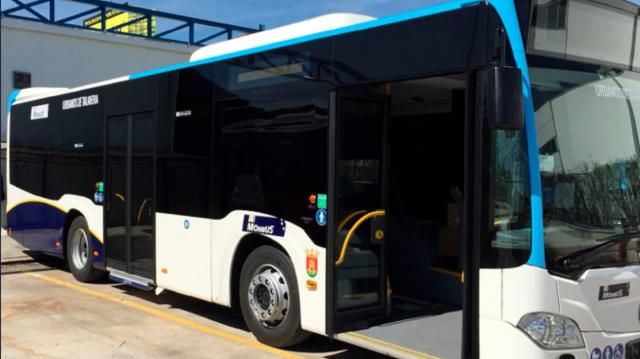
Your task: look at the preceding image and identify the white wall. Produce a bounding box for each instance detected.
[1,17,196,140]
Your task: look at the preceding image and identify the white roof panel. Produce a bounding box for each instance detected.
[189,13,376,62]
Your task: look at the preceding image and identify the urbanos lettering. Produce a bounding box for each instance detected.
[62,94,99,110]
[594,84,640,102]
[243,214,286,237]
[598,282,630,301]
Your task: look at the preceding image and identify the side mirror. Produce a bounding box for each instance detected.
[486,65,524,130]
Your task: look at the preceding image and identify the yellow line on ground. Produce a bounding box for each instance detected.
[343,332,441,359]
[26,272,302,359]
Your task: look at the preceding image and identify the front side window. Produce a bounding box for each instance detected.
[485,129,532,268]
[530,59,640,278]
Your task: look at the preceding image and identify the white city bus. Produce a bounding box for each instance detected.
[6,0,640,357]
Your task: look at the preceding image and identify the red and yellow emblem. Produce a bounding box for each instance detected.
[306,249,318,278]
[306,280,317,291]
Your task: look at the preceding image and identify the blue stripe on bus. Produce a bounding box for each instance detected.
[489,1,546,268]
[7,89,21,112]
[133,0,545,267]
[7,201,105,269]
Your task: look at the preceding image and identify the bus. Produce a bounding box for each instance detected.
[6,0,640,357]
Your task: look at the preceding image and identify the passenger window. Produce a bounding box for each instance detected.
[156,66,213,217]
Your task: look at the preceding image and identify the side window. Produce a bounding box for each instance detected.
[53,97,103,200]
[156,66,213,217]
[483,129,532,268]
[212,46,331,246]
[9,101,59,199]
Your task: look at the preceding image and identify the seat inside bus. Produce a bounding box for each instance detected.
[336,74,466,358]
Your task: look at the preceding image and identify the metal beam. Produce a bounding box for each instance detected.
[195,29,229,45]
[4,0,49,21]
[55,6,100,24]
[153,23,189,39]
[3,0,49,14]
[2,0,261,45]
[69,0,258,33]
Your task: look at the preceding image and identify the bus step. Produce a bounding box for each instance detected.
[108,268,154,291]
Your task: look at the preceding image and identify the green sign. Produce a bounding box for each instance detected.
[317,193,327,209]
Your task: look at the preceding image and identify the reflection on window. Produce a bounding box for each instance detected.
[339,160,380,185]
[533,0,567,30]
[530,61,640,274]
[529,0,637,68]
[487,130,532,267]
[227,52,314,91]
[532,66,640,228]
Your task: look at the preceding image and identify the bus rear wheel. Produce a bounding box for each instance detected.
[66,216,104,282]
[239,245,309,348]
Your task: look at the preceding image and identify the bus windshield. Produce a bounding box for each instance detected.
[527,0,640,277]
[529,62,640,277]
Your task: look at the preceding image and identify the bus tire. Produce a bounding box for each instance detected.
[66,216,104,282]
[239,245,310,348]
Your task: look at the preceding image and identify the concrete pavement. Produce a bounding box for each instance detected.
[1,235,385,359]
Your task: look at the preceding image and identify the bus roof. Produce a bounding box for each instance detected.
[189,13,375,62]
[11,0,482,108]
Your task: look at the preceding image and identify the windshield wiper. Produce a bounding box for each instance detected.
[557,231,640,270]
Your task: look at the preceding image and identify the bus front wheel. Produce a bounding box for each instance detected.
[66,216,104,282]
[239,245,310,348]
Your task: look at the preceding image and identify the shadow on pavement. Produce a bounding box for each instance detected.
[9,251,387,358]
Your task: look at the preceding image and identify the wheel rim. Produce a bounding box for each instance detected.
[247,264,290,328]
[71,227,89,269]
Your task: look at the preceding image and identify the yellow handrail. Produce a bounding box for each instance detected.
[337,210,367,232]
[335,210,385,266]
[137,198,150,224]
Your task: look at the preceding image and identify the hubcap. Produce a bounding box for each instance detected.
[71,228,89,269]
[247,264,289,328]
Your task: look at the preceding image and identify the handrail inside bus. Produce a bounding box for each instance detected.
[335,210,385,266]
[337,210,367,232]
[137,198,150,224]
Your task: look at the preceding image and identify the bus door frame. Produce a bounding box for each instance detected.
[326,88,391,334]
[324,70,488,359]
[103,110,157,282]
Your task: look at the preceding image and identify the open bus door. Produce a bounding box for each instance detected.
[327,89,390,333]
[326,72,499,359]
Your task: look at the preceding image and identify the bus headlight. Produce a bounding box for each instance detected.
[517,312,585,349]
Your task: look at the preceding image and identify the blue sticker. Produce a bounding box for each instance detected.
[315,209,327,226]
[591,348,602,359]
[243,214,286,236]
[184,219,190,230]
[603,346,613,359]
[613,344,623,359]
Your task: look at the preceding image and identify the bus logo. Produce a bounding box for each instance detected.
[242,214,285,237]
[30,104,49,120]
[598,283,630,301]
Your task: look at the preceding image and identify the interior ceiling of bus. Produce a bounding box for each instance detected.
[389,75,466,116]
